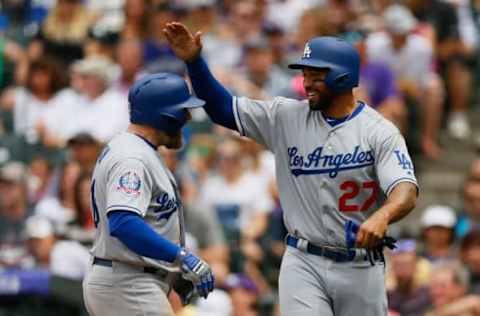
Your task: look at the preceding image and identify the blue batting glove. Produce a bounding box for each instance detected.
[177,249,215,299]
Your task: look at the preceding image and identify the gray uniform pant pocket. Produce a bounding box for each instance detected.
[83,264,174,316]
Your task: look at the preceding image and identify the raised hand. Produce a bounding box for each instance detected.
[177,249,214,299]
[163,22,202,62]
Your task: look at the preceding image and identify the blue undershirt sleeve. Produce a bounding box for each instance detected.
[186,56,237,131]
[108,210,180,263]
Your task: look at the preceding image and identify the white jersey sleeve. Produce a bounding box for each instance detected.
[233,96,282,150]
[374,131,418,196]
[105,158,153,216]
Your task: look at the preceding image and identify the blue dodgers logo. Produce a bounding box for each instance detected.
[117,171,141,196]
[288,145,374,178]
[153,193,179,221]
[394,150,413,174]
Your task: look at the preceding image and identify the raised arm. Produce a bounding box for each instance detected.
[163,22,237,131]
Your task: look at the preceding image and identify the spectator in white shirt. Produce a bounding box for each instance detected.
[25,215,90,280]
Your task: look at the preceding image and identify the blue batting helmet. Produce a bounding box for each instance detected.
[288,37,360,93]
[128,73,205,134]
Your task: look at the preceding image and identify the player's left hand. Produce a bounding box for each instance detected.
[177,249,215,299]
[354,212,389,249]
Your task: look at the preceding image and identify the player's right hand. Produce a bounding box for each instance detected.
[163,22,202,62]
[177,249,214,299]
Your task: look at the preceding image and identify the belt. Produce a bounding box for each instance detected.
[93,257,162,275]
[286,234,356,262]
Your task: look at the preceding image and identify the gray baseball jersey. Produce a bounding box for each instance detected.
[89,132,183,271]
[232,96,417,247]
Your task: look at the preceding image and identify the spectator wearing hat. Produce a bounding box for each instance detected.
[387,239,432,316]
[42,56,129,144]
[366,4,445,159]
[460,231,480,295]
[223,273,259,316]
[25,215,90,280]
[0,162,32,268]
[419,205,457,262]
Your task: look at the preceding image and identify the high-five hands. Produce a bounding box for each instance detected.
[163,22,203,62]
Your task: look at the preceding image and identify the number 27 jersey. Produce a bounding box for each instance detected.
[232,96,418,247]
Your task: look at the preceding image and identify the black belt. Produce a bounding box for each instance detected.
[93,257,161,274]
[286,235,356,262]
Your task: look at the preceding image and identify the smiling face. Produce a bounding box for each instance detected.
[302,67,334,111]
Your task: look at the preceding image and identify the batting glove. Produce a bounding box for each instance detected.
[177,249,215,299]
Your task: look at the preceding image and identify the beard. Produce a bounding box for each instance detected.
[165,130,183,150]
[308,90,335,112]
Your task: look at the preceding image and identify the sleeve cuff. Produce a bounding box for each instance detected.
[232,97,246,136]
[106,205,144,216]
[385,178,419,197]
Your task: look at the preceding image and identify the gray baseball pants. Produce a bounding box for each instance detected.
[83,259,174,316]
[279,246,388,316]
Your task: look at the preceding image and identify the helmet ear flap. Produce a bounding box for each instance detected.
[326,72,351,92]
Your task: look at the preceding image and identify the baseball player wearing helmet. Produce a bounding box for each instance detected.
[82,73,215,316]
[164,22,418,316]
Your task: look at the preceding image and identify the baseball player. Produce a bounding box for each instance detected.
[82,73,215,316]
[164,23,418,316]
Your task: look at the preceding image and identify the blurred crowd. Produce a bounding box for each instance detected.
[0,0,479,315]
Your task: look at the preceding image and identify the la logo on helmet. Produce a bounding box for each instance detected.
[303,43,312,59]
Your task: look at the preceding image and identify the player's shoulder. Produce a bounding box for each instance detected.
[359,103,401,137]
[236,95,304,108]
[103,132,154,164]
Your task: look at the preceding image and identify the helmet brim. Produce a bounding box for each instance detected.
[179,95,205,109]
[288,59,332,70]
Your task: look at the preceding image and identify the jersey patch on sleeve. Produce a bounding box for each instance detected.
[393,150,414,174]
[116,171,142,196]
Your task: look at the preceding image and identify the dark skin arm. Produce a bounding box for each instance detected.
[355,182,417,249]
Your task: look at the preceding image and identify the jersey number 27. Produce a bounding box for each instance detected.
[339,181,378,212]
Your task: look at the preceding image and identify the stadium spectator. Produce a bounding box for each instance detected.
[67,171,94,245]
[239,36,293,98]
[25,215,90,280]
[366,4,444,159]
[387,239,432,316]
[460,230,480,295]
[64,57,129,142]
[425,261,480,316]
[8,57,67,145]
[29,0,98,66]
[420,205,458,262]
[143,2,184,75]
[350,31,407,133]
[455,175,480,239]
[120,0,151,40]
[112,38,145,96]
[407,0,474,141]
[66,133,102,174]
[0,162,32,268]
[223,273,259,316]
